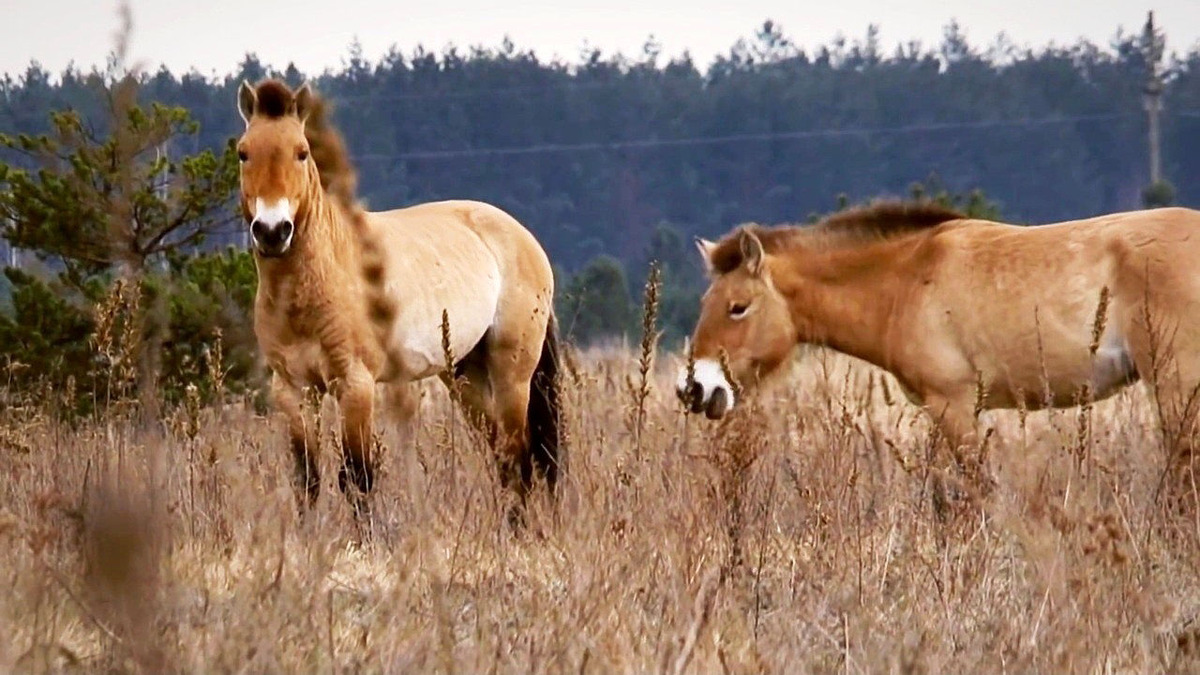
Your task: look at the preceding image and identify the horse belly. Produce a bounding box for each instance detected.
[382,279,500,381]
[368,210,506,381]
[983,322,1137,409]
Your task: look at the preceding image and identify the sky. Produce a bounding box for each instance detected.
[2,0,1199,79]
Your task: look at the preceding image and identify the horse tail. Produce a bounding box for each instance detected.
[528,311,563,493]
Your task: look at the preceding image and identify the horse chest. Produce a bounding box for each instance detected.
[264,339,333,390]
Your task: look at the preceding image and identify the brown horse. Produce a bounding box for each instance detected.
[678,201,1200,460]
[235,79,561,524]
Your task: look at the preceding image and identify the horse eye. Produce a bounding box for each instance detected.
[297,150,309,162]
[237,150,248,162]
[729,302,750,318]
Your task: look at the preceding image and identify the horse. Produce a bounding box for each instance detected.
[676,200,1200,471]
[234,78,561,526]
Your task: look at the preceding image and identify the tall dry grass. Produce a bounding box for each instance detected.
[3,333,1200,673]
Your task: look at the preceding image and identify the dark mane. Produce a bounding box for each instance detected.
[299,91,358,208]
[708,200,968,274]
[815,200,968,242]
[252,80,294,119]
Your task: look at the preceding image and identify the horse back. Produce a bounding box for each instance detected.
[896,207,1200,407]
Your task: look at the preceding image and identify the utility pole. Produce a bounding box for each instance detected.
[1142,11,1166,186]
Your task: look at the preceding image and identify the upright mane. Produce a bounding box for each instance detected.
[708,200,968,274]
[249,79,294,119]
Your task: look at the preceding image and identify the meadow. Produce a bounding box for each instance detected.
[2,337,1199,674]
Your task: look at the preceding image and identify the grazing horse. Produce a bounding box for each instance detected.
[677,200,1200,461]
[235,79,561,524]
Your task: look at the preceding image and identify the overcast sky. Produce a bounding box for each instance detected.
[3,0,1199,79]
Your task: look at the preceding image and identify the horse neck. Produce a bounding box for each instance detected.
[255,179,365,318]
[775,238,915,370]
[293,183,362,278]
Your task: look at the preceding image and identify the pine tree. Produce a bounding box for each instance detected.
[0,78,239,286]
[0,70,240,412]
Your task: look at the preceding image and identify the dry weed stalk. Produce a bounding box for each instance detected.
[92,276,143,403]
[440,309,462,406]
[204,327,226,397]
[670,567,721,675]
[717,348,743,401]
[628,260,661,457]
[711,395,766,578]
[438,308,468,458]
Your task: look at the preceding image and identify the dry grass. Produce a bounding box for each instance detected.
[3,344,1200,674]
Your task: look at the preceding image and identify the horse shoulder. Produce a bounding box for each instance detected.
[888,225,1002,401]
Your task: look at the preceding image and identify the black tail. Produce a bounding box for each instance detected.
[527,312,562,493]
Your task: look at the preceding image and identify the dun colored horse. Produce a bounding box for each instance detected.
[235,79,561,524]
[678,201,1200,459]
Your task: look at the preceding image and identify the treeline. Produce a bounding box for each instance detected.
[1,18,1197,349]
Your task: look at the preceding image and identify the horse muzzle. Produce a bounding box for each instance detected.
[251,219,294,257]
[677,381,731,419]
[675,358,736,420]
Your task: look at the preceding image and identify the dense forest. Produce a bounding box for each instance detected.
[1,18,1198,350]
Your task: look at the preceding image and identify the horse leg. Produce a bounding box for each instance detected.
[1122,302,1200,508]
[490,376,536,527]
[439,337,545,529]
[335,361,377,523]
[381,380,422,444]
[439,336,497,442]
[471,332,542,527]
[922,395,987,522]
[1138,350,1200,508]
[271,373,320,509]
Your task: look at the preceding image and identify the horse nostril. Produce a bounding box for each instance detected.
[688,381,706,414]
[280,220,294,240]
[705,387,729,420]
[250,220,267,241]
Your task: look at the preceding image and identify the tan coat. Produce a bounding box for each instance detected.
[679,202,1200,453]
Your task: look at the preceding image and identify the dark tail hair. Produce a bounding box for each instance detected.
[527,312,562,493]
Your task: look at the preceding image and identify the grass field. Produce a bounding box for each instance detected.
[2,343,1200,673]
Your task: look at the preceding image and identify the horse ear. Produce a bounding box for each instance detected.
[237,80,256,126]
[694,237,716,273]
[293,82,313,124]
[739,228,764,276]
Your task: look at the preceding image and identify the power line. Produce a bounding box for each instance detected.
[357,111,1141,162]
[330,79,627,103]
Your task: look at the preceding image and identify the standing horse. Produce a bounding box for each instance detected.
[235,79,561,524]
[677,201,1200,463]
